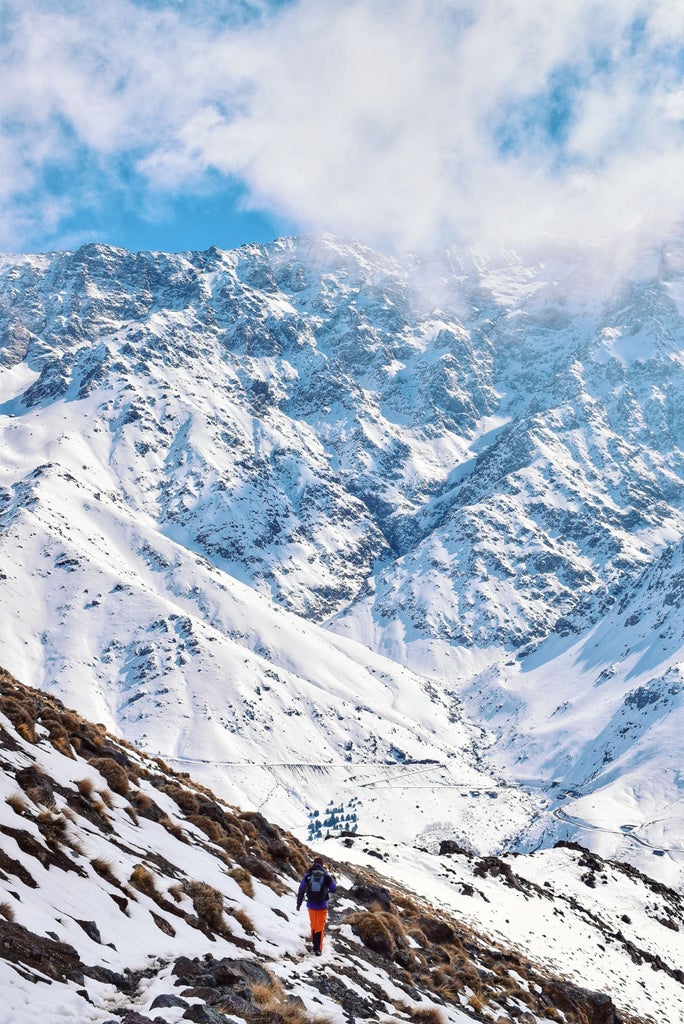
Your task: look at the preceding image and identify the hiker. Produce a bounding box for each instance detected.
[296,857,337,955]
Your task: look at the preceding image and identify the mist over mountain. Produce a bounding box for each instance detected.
[1,232,683,890]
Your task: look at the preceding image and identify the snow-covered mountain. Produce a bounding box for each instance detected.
[1,670,682,1024]
[1,233,683,887]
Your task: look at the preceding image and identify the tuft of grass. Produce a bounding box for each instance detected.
[467,994,486,1013]
[0,901,15,923]
[75,777,95,799]
[406,1008,446,1024]
[24,785,53,809]
[91,856,119,885]
[16,721,36,743]
[130,790,154,814]
[184,881,226,932]
[158,814,186,841]
[218,835,246,860]
[130,863,158,897]
[88,729,105,749]
[91,756,129,796]
[346,911,395,957]
[37,809,69,847]
[1,695,36,740]
[51,734,74,757]
[163,784,199,815]
[98,788,114,810]
[407,927,429,948]
[252,979,285,1006]
[168,883,185,903]
[6,791,29,815]
[187,813,225,843]
[61,710,82,733]
[228,866,254,899]
[91,798,110,820]
[232,979,332,1024]
[228,906,255,934]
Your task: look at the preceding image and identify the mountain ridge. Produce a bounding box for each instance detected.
[0,232,683,887]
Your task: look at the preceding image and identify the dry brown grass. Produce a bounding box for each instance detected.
[163,783,199,815]
[236,978,332,1024]
[64,833,85,856]
[217,835,246,859]
[61,710,81,733]
[75,777,95,799]
[130,790,155,814]
[6,791,29,815]
[130,863,158,897]
[346,910,396,957]
[92,798,110,820]
[91,756,129,795]
[17,721,36,743]
[51,734,74,757]
[187,813,225,843]
[98,788,114,809]
[407,927,429,948]
[228,866,254,899]
[228,906,255,934]
[184,880,226,932]
[19,778,54,810]
[33,805,82,854]
[158,814,186,841]
[0,901,15,922]
[251,979,283,1004]
[405,1007,446,1024]
[87,728,105,749]
[37,809,69,845]
[168,883,185,903]
[91,856,119,885]
[378,910,409,946]
[0,695,36,740]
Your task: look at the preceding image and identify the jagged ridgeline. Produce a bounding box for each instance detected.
[0,668,662,1024]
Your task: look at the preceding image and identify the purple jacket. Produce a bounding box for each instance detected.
[297,866,337,910]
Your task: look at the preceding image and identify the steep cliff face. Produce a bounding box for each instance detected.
[1,234,683,882]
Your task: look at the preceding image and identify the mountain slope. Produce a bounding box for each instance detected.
[1,668,682,1024]
[1,234,683,884]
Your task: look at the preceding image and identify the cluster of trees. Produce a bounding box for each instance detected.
[306,798,359,839]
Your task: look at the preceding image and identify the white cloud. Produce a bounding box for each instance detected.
[4,0,684,253]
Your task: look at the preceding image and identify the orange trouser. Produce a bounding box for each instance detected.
[308,908,328,952]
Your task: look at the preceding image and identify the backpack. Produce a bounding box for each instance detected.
[306,868,329,902]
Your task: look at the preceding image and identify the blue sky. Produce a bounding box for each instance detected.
[3,0,684,256]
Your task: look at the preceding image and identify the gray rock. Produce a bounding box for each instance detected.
[182,1005,229,1024]
[150,993,190,1010]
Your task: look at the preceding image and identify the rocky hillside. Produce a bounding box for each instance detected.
[0,234,683,882]
[1,668,682,1024]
